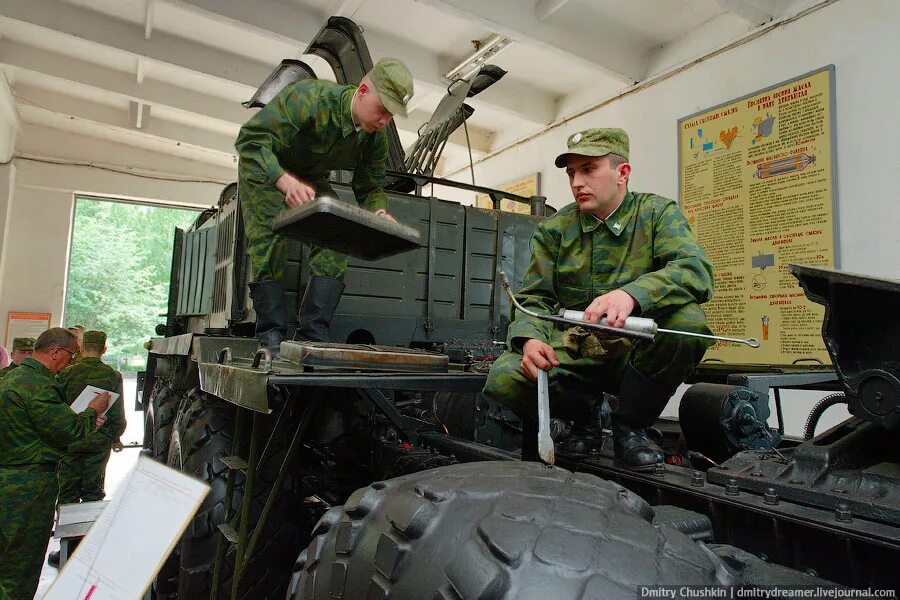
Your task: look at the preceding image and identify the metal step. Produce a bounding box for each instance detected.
[221,456,248,472]
[217,523,239,545]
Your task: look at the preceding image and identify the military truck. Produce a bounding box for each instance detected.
[141,16,899,600]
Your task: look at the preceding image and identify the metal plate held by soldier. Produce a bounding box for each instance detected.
[272,197,421,260]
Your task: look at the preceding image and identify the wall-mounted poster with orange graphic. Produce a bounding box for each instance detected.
[678,66,836,366]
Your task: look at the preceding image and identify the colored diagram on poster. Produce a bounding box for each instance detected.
[751,113,776,144]
[678,67,835,366]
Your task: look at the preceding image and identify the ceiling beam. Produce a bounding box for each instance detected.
[715,0,774,25]
[415,0,646,83]
[0,71,18,162]
[0,0,275,89]
[0,39,249,128]
[163,0,555,125]
[0,39,491,155]
[534,0,572,22]
[144,0,155,40]
[13,84,237,163]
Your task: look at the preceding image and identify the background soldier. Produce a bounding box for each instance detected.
[48,330,125,568]
[0,337,35,381]
[57,330,126,503]
[235,58,413,354]
[0,328,109,600]
[483,128,715,471]
[67,324,86,363]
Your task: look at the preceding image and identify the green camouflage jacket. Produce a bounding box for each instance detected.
[508,191,714,349]
[0,358,97,467]
[0,364,17,381]
[236,79,389,212]
[58,357,126,444]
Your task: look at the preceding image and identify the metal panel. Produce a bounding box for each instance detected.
[177,225,217,317]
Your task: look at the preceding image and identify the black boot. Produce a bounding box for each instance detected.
[611,365,673,471]
[294,276,346,342]
[48,550,60,568]
[249,280,287,356]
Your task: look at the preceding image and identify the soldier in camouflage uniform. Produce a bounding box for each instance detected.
[483,128,714,471]
[235,58,414,354]
[0,328,109,600]
[57,330,126,503]
[68,324,86,363]
[0,337,35,381]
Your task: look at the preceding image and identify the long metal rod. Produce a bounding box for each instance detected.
[242,398,320,571]
[656,326,760,348]
[499,272,654,341]
[501,271,759,348]
[210,407,245,600]
[231,412,260,600]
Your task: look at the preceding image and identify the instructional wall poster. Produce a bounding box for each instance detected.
[5,311,51,348]
[475,173,540,214]
[678,66,836,365]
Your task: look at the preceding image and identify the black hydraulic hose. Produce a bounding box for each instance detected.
[803,393,848,440]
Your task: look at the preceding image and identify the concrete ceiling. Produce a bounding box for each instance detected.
[0,0,811,175]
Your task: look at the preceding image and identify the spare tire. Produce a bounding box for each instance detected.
[286,461,732,600]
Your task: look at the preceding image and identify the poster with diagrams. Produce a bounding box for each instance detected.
[678,66,836,365]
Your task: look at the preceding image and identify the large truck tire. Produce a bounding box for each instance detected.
[143,380,181,464]
[287,461,732,600]
[166,391,314,599]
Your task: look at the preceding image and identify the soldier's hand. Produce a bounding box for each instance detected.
[87,391,111,415]
[583,290,637,328]
[112,440,124,453]
[94,414,107,431]
[521,339,560,382]
[374,209,397,223]
[276,172,316,208]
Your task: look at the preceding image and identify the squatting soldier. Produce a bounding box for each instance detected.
[483,128,714,471]
[235,58,413,354]
[0,328,109,600]
[57,330,126,503]
[0,337,35,381]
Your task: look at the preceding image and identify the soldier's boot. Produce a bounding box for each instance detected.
[293,276,345,342]
[249,279,287,356]
[47,550,60,568]
[555,394,611,458]
[611,364,673,471]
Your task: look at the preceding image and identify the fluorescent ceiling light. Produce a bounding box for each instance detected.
[444,34,512,82]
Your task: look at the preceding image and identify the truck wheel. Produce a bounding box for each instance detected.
[287,461,732,600]
[144,381,180,464]
[168,392,315,599]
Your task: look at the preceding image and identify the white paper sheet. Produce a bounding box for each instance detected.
[44,455,209,600]
[69,385,120,416]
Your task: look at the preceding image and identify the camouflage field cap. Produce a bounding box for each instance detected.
[369,58,414,118]
[11,337,35,352]
[555,128,630,167]
[83,330,107,346]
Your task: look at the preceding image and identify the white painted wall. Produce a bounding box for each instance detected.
[441,0,899,437]
[0,124,236,344]
[444,0,900,280]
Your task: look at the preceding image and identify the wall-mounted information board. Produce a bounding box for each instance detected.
[678,66,836,365]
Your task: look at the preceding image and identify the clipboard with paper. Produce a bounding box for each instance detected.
[43,456,209,599]
[69,385,120,416]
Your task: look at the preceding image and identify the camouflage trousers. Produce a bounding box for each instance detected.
[483,302,713,419]
[240,176,348,283]
[58,438,112,503]
[0,466,58,600]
